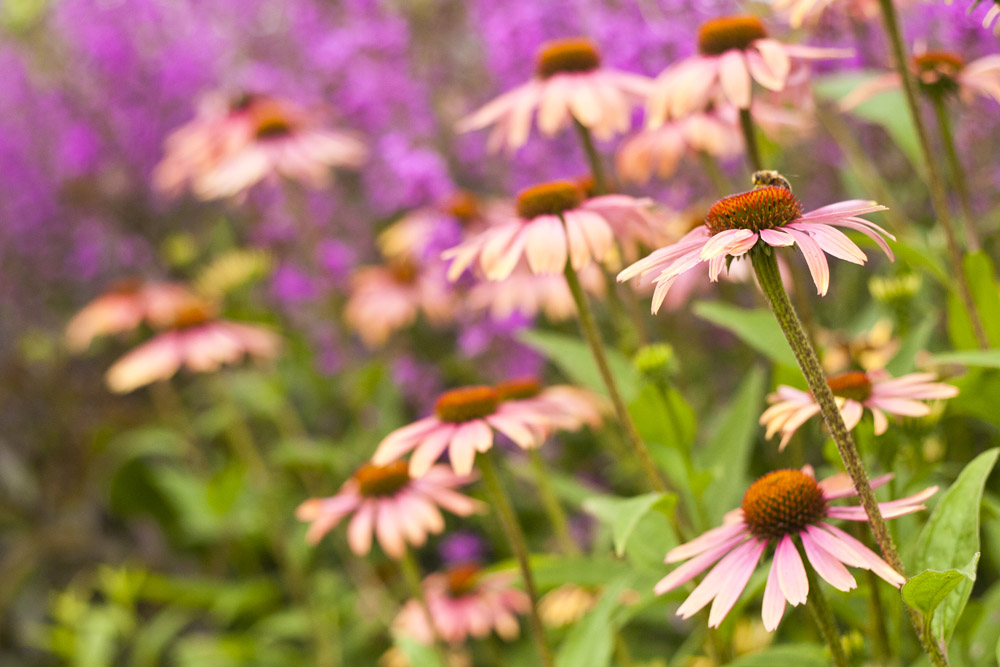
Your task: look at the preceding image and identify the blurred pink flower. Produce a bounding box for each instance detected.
[344,259,455,348]
[372,385,557,476]
[467,261,605,322]
[655,467,936,630]
[443,180,658,281]
[619,186,895,313]
[66,279,197,352]
[378,191,504,261]
[646,15,849,124]
[457,37,651,152]
[296,462,483,559]
[104,300,281,393]
[494,377,607,432]
[394,565,530,644]
[767,0,894,28]
[760,370,959,449]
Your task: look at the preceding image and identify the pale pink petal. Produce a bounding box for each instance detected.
[775,535,809,606]
[762,558,787,631]
[866,397,932,417]
[820,472,893,500]
[374,500,407,559]
[819,523,905,587]
[409,424,458,478]
[346,501,376,556]
[524,216,569,274]
[801,530,856,591]
[789,223,867,264]
[841,399,865,431]
[752,40,792,84]
[449,421,488,475]
[655,533,749,594]
[708,539,766,627]
[785,227,831,295]
[666,522,749,562]
[700,229,757,260]
[718,51,752,108]
[677,538,760,619]
[372,417,441,465]
[760,228,796,247]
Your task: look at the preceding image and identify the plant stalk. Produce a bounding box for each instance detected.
[529,449,580,556]
[804,567,849,667]
[738,108,762,172]
[930,95,981,252]
[573,119,609,195]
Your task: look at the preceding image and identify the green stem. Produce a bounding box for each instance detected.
[875,0,988,349]
[148,380,206,467]
[529,450,579,556]
[478,453,553,667]
[573,119,608,194]
[804,567,849,667]
[698,151,731,197]
[931,95,981,252]
[213,376,268,482]
[738,108,763,172]
[562,260,669,494]
[750,250,946,667]
[399,548,449,661]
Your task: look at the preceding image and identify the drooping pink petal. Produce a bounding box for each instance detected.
[718,50,752,108]
[762,558,787,631]
[775,535,809,606]
[677,538,761,619]
[667,522,749,562]
[784,226,831,295]
[409,424,458,477]
[801,530,856,591]
[708,538,766,627]
[655,533,749,594]
[346,501,376,556]
[820,472,893,500]
[819,523,905,587]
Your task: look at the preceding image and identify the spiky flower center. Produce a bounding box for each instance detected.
[698,16,767,56]
[913,51,964,97]
[446,564,481,597]
[355,461,411,497]
[495,377,542,401]
[742,470,827,540]
[827,370,873,402]
[536,38,601,78]
[517,181,585,220]
[249,100,296,139]
[445,191,480,225]
[435,386,500,423]
[704,186,803,235]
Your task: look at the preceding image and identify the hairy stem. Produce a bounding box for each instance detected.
[931,95,980,252]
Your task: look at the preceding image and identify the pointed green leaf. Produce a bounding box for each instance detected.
[555,579,629,667]
[692,302,797,368]
[582,492,676,557]
[518,330,640,400]
[902,553,979,626]
[929,349,1000,369]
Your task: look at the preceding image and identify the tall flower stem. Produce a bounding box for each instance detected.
[738,108,762,172]
[875,0,988,348]
[398,548,448,662]
[751,250,947,667]
[698,151,731,197]
[573,119,608,195]
[804,567,849,667]
[931,95,981,252]
[478,453,553,667]
[529,450,580,556]
[563,260,669,494]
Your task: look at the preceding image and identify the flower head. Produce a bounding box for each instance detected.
[394,565,530,644]
[766,0,895,28]
[457,37,651,152]
[646,15,850,124]
[443,180,658,281]
[760,370,959,448]
[467,261,605,322]
[104,298,281,393]
[619,184,895,313]
[655,467,936,630]
[494,377,606,431]
[295,462,483,558]
[378,191,504,262]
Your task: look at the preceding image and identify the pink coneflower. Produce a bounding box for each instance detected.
[645,16,849,124]
[104,300,281,393]
[655,467,936,630]
[443,180,658,281]
[344,259,454,348]
[467,261,605,322]
[494,377,606,432]
[841,50,1000,108]
[618,186,895,313]
[984,2,1000,35]
[372,385,557,477]
[156,93,366,200]
[66,279,197,352]
[394,565,530,644]
[295,462,483,558]
[378,192,504,261]
[457,37,651,152]
[760,370,959,449]
[766,0,896,28]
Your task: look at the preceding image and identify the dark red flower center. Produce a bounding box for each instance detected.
[516,181,584,219]
[445,191,481,225]
[435,386,500,423]
[169,299,217,329]
[388,257,418,284]
[698,16,768,56]
[355,461,412,497]
[445,563,481,596]
[704,186,803,235]
[495,377,542,401]
[536,38,602,78]
[742,470,827,540]
[827,370,873,402]
[913,50,964,97]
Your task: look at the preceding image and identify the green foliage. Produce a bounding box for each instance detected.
[902,554,979,634]
[691,301,797,367]
[519,329,640,399]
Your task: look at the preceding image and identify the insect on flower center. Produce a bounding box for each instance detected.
[913,51,965,97]
[697,16,768,56]
[704,186,803,235]
[827,370,873,402]
[742,469,827,540]
[516,181,585,220]
[495,377,542,401]
[536,38,602,79]
[445,564,481,597]
[445,191,481,225]
[355,461,412,497]
[435,386,500,423]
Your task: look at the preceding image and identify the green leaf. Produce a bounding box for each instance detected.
[692,302,797,368]
[582,492,676,557]
[696,366,766,522]
[928,349,1000,368]
[628,383,696,450]
[726,644,829,667]
[887,313,937,375]
[555,579,630,667]
[518,330,640,400]
[394,637,445,667]
[902,553,980,630]
[948,252,1000,350]
[912,448,1000,643]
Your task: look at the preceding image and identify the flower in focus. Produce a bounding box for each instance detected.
[372,385,558,476]
[443,180,659,281]
[494,377,606,432]
[645,15,850,124]
[841,50,1000,108]
[466,261,605,322]
[344,258,455,348]
[818,319,899,373]
[393,565,530,644]
[618,185,895,313]
[104,298,281,393]
[760,370,959,448]
[66,279,197,352]
[655,467,936,630]
[155,93,367,200]
[295,462,483,558]
[457,37,651,153]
